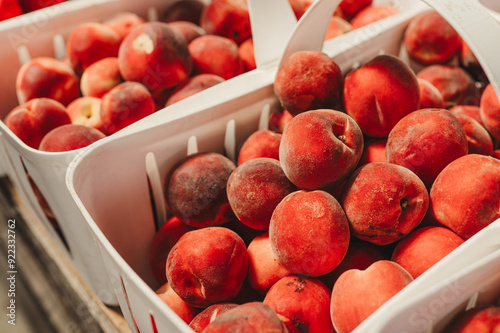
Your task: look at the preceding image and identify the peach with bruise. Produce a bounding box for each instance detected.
[404,10,461,65]
[166,227,248,308]
[162,0,206,24]
[430,154,500,239]
[247,232,291,295]
[155,283,199,324]
[341,162,429,246]
[189,303,239,333]
[165,152,236,228]
[386,108,468,189]
[167,20,207,44]
[350,5,398,29]
[103,11,146,42]
[417,64,479,107]
[238,38,256,72]
[202,302,288,333]
[149,216,195,285]
[16,57,80,107]
[38,124,106,152]
[330,260,414,333]
[444,305,500,332]
[263,275,334,333]
[227,158,296,230]
[274,51,343,116]
[324,16,352,41]
[165,74,224,107]
[418,78,445,109]
[188,34,244,80]
[199,0,251,45]
[357,138,387,167]
[480,83,500,141]
[67,96,103,130]
[269,190,350,277]
[118,22,192,92]
[391,226,465,279]
[279,109,363,190]
[237,129,282,165]
[343,54,420,138]
[4,98,71,149]
[455,114,494,156]
[66,22,121,75]
[99,81,156,135]
[80,57,123,98]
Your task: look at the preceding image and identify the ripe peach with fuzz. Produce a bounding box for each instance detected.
[454,114,494,156]
[155,283,199,324]
[189,303,239,333]
[103,11,146,42]
[350,5,398,29]
[237,129,281,165]
[80,57,123,98]
[38,124,106,152]
[418,78,445,109]
[480,83,500,141]
[165,74,224,107]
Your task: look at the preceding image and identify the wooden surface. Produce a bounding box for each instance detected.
[0,176,132,333]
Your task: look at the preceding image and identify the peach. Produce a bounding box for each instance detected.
[165,152,236,228]
[165,74,224,107]
[338,0,372,20]
[404,10,461,65]
[269,190,350,277]
[264,275,334,333]
[274,51,343,116]
[391,226,465,279]
[227,158,296,230]
[279,109,364,190]
[416,64,479,107]
[188,34,244,80]
[188,303,239,333]
[350,5,398,29]
[357,138,387,167]
[66,22,121,75]
[199,0,251,45]
[118,22,192,92]
[102,11,146,42]
[19,0,63,12]
[237,129,281,165]
[494,150,500,159]
[343,54,420,137]
[4,98,71,149]
[479,83,500,141]
[341,162,429,245]
[444,305,500,332]
[66,96,103,130]
[238,38,256,72]
[386,108,468,189]
[454,114,494,156]
[247,232,291,295]
[80,57,123,98]
[99,81,156,135]
[449,105,484,126]
[202,302,287,332]
[459,38,488,84]
[149,216,195,285]
[330,260,414,333]
[324,16,352,41]
[155,282,199,324]
[268,108,293,134]
[0,0,23,21]
[430,154,500,239]
[16,57,80,106]
[162,0,207,24]
[167,20,207,44]
[166,227,248,308]
[418,78,445,109]
[38,124,106,152]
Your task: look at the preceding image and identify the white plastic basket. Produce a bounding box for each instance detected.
[66,1,434,332]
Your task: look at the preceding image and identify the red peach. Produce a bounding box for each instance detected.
[188,34,244,80]
[247,232,291,295]
[404,10,461,65]
[350,5,398,29]
[459,38,488,84]
[269,190,350,277]
[38,123,105,152]
[99,81,156,135]
[274,51,343,116]
[391,226,465,279]
[341,162,429,246]
[416,64,480,107]
[16,57,80,106]
[167,20,207,44]
[338,0,372,20]
[199,0,251,45]
[454,114,494,156]
[188,303,239,333]
[357,138,387,167]
[4,98,71,149]
[238,38,256,72]
[386,108,468,189]
[166,227,248,308]
[279,109,364,190]
[480,83,500,141]
[343,54,420,138]
[165,74,224,107]
[430,154,500,239]
[66,22,121,75]
[330,260,414,333]
[227,158,296,230]
[264,275,334,333]
[494,150,500,159]
[80,57,123,98]
[324,16,352,41]
[162,0,207,24]
[118,22,192,92]
[102,11,146,42]
[418,78,445,109]
[19,0,63,12]
[155,282,199,324]
[0,0,24,21]
[237,129,282,165]
[443,305,500,332]
[449,105,484,126]
[165,152,236,228]
[66,96,103,131]
[268,108,293,134]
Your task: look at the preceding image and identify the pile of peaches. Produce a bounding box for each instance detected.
[148,7,500,333]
